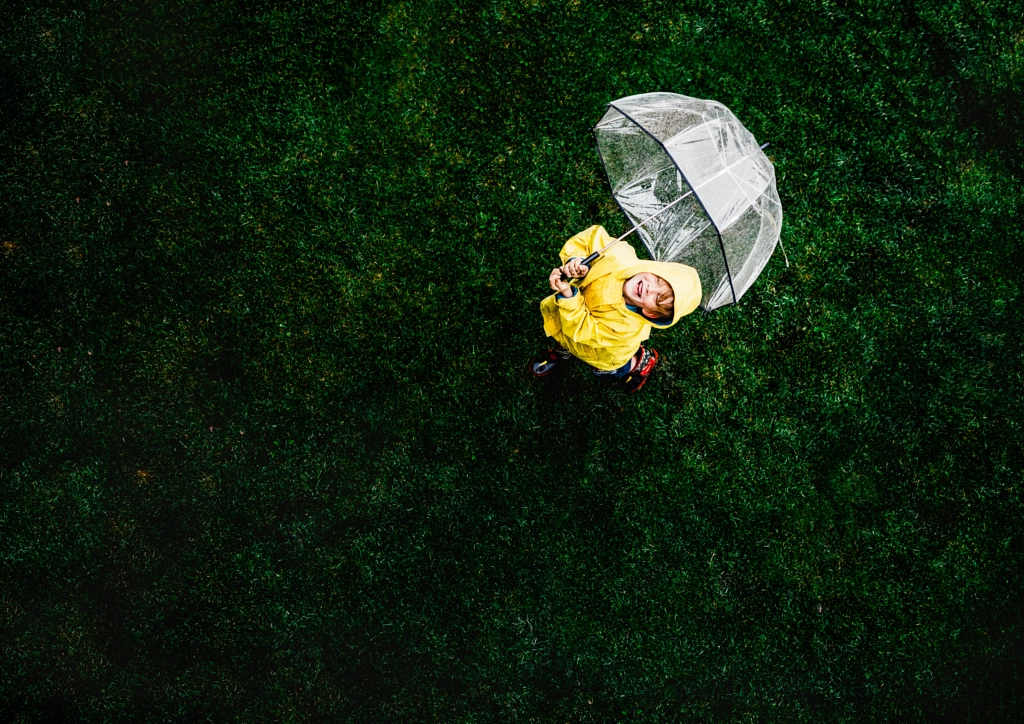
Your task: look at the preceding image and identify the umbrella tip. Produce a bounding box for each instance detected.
[759,141,770,150]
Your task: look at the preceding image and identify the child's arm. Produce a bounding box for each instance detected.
[547,268,617,347]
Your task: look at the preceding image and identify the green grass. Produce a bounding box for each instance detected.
[1,0,1022,721]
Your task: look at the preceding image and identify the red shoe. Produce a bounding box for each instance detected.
[622,346,658,393]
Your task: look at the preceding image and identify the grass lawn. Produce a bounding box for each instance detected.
[2,0,1023,721]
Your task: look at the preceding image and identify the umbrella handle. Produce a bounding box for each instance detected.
[560,251,601,281]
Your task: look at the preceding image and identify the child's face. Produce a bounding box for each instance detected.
[622,273,671,318]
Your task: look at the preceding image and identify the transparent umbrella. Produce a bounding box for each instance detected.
[585,92,784,311]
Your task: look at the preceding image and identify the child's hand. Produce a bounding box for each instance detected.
[549,267,572,296]
[561,258,590,279]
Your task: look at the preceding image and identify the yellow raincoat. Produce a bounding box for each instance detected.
[540,225,702,371]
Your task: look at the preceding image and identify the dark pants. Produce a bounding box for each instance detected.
[554,345,635,379]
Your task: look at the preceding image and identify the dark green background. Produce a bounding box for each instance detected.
[2,0,1022,721]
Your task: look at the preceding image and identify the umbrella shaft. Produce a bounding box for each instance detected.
[588,188,695,263]
[617,188,693,242]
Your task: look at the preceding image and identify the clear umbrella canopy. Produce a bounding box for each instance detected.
[594,92,782,311]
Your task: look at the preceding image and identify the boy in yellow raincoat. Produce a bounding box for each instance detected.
[530,225,702,393]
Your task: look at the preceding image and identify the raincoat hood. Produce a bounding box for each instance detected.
[615,258,702,328]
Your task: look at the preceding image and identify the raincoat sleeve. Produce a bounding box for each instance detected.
[549,290,618,348]
[559,225,612,264]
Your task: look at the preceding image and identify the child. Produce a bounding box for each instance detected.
[530,225,701,393]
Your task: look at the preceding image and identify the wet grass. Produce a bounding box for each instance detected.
[1,0,1023,721]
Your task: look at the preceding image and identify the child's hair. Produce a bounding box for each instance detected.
[652,279,674,319]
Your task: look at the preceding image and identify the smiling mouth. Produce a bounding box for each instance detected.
[636,279,643,298]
